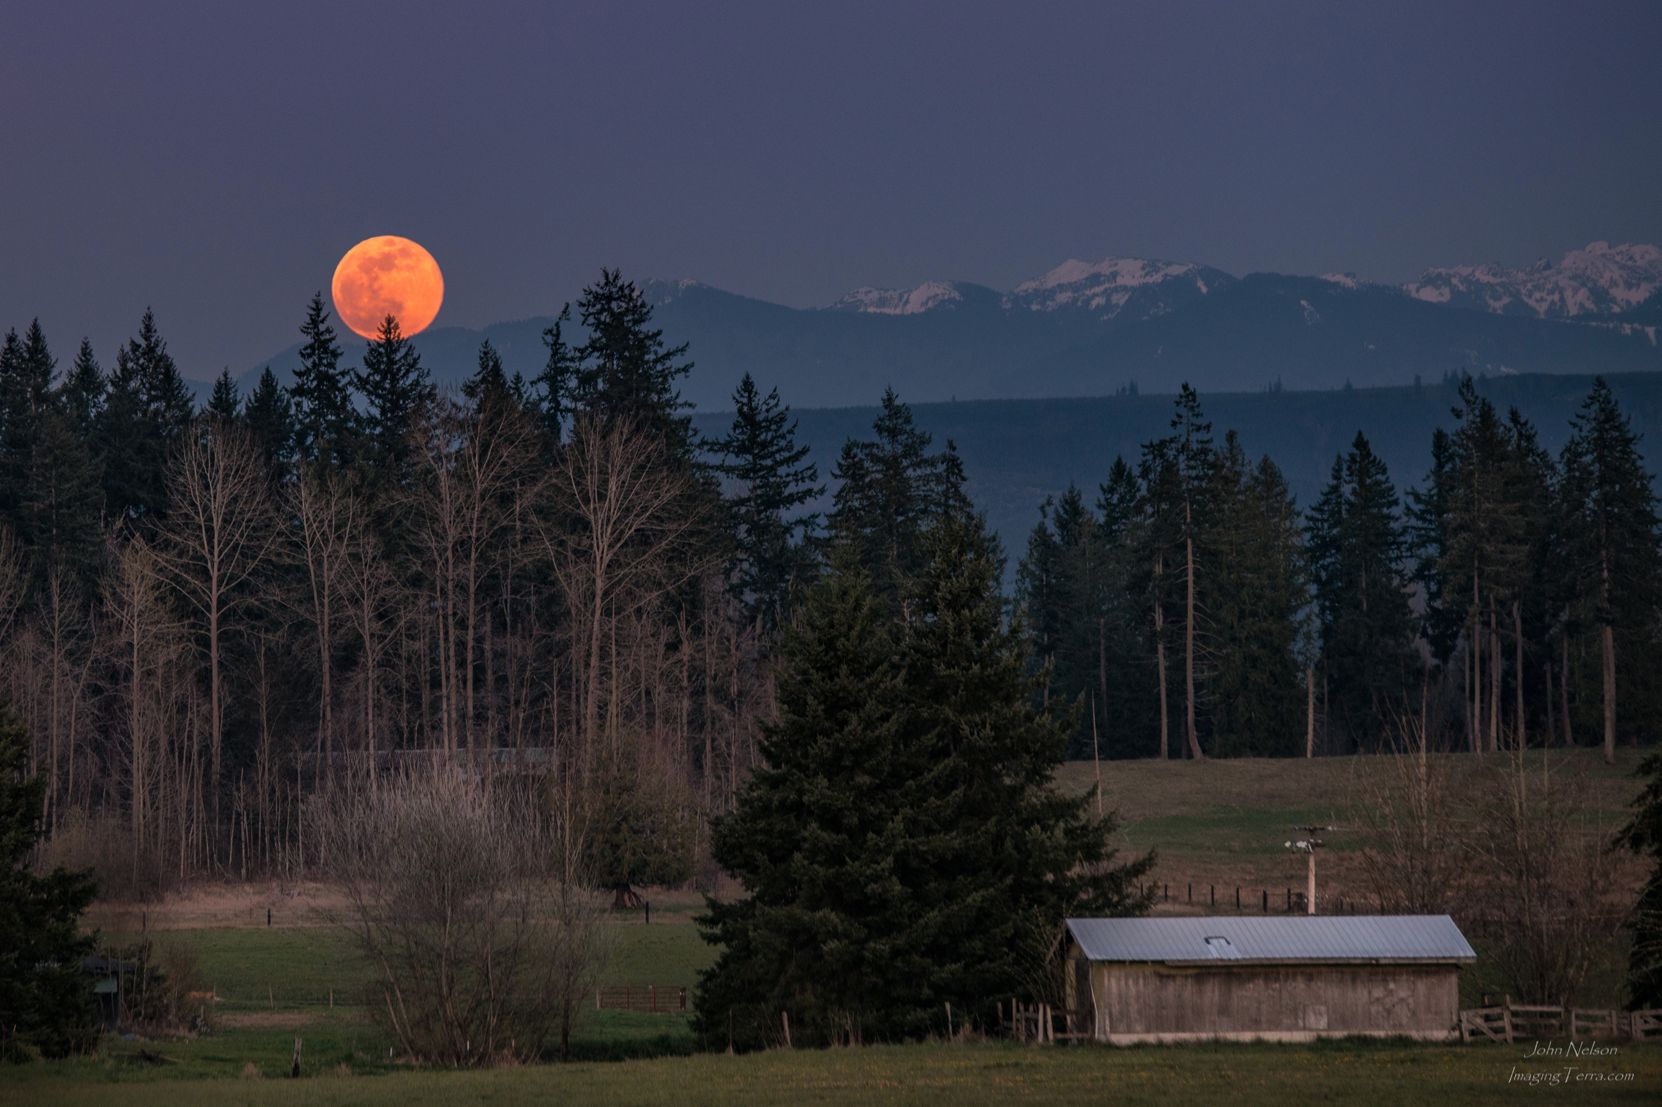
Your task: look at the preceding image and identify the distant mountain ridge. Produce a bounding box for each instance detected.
[244,242,1662,410]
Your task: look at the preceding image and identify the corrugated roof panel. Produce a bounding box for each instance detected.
[1065,915,1476,964]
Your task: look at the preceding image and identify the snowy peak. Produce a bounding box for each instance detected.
[1007,255,1236,318]
[1404,241,1662,319]
[830,280,967,315]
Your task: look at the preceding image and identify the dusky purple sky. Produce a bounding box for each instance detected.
[3,0,1659,380]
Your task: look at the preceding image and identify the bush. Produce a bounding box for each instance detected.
[312,771,608,1065]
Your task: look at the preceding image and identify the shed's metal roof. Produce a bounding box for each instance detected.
[1065,915,1475,965]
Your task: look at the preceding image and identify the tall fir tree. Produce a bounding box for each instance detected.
[1619,749,1662,1008]
[0,321,56,537]
[697,526,1150,1048]
[695,547,916,1046]
[462,339,512,414]
[828,388,951,604]
[572,270,694,448]
[711,373,823,631]
[1206,439,1305,756]
[1305,432,1418,749]
[0,703,97,1059]
[354,313,435,485]
[96,309,194,524]
[534,304,576,447]
[289,292,356,472]
[206,369,241,422]
[242,367,295,483]
[1559,379,1662,763]
[58,339,104,438]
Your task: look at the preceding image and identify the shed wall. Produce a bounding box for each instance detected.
[1084,960,1460,1043]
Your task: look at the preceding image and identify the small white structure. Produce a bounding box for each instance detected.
[1064,915,1476,1043]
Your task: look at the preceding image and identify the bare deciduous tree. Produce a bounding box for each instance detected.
[157,423,274,843]
[312,770,608,1065]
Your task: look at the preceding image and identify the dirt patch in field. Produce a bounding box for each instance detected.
[88,881,348,932]
[216,1010,329,1030]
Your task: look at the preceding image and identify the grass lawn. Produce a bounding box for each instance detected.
[8,1038,1658,1106]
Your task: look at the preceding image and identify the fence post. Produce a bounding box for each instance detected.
[1235,887,1240,910]
[1209,885,1215,907]
[1503,996,1514,1044]
[1262,889,1267,912]
[1187,882,1192,903]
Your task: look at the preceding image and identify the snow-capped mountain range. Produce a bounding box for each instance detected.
[1404,241,1662,319]
[248,241,1662,411]
[825,242,1662,325]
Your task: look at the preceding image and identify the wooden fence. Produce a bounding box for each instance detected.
[595,984,687,1014]
[1143,881,1361,914]
[1459,1000,1662,1043]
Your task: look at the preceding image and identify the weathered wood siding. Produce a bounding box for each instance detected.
[1071,951,1460,1042]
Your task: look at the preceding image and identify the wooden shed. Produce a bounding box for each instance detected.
[1063,915,1475,1043]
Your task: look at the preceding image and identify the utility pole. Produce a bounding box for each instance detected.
[1284,824,1333,915]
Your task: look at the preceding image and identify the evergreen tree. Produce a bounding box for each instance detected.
[1095,458,1158,758]
[0,703,97,1059]
[534,304,576,446]
[1620,750,1662,1008]
[572,270,694,447]
[696,548,913,1046]
[289,292,355,472]
[697,531,1150,1047]
[1015,485,1106,755]
[1560,379,1662,763]
[1412,378,1529,752]
[354,314,435,484]
[893,514,1152,1025]
[462,339,512,414]
[58,340,104,438]
[243,367,295,483]
[206,369,241,422]
[1306,432,1418,749]
[711,373,823,631]
[828,388,951,602]
[97,309,194,523]
[0,321,55,536]
[20,410,104,592]
[1207,439,1305,756]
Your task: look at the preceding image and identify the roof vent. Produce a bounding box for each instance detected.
[1203,936,1239,959]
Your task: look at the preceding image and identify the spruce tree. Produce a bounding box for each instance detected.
[1207,440,1305,756]
[895,513,1153,1024]
[0,703,97,1059]
[534,304,576,447]
[462,339,512,415]
[572,270,694,448]
[0,321,56,536]
[1620,750,1662,1007]
[828,388,950,603]
[21,410,104,592]
[58,339,104,438]
[1306,432,1417,749]
[206,369,241,422]
[696,547,914,1046]
[289,292,356,472]
[243,367,295,484]
[1560,379,1662,763]
[354,314,435,484]
[711,373,823,631]
[97,309,193,523]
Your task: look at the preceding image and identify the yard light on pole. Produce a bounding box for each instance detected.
[1284,824,1334,915]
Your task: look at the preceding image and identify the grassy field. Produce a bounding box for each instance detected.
[8,1038,1658,1105]
[10,748,1651,1103]
[1059,746,1648,892]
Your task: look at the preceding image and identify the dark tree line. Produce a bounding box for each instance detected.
[0,271,825,886]
[1018,377,1662,762]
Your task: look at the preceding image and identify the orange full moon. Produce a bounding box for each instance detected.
[330,235,444,340]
